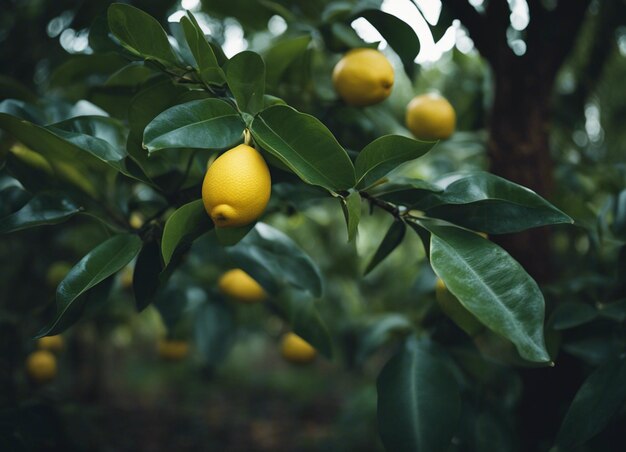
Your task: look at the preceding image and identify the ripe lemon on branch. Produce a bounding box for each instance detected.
[202,144,271,228]
[332,48,394,106]
[405,93,456,140]
[280,333,317,364]
[26,350,57,384]
[218,269,267,303]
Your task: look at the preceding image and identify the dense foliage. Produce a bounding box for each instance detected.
[1,1,625,451]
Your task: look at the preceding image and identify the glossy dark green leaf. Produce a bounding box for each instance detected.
[424,221,549,362]
[264,35,311,86]
[357,9,420,75]
[0,114,127,182]
[355,135,436,189]
[128,77,188,141]
[194,300,236,367]
[143,99,244,152]
[342,190,361,242]
[228,222,323,297]
[48,116,128,170]
[0,99,45,124]
[214,222,255,247]
[274,293,333,359]
[161,199,214,266]
[180,13,225,86]
[0,186,30,217]
[422,172,573,234]
[364,220,406,275]
[251,105,355,191]
[550,302,598,330]
[356,314,413,364]
[377,336,461,452]
[107,3,179,66]
[555,356,626,450]
[133,240,163,311]
[37,234,142,336]
[226,51,265,114]
[374,177,443,207]
[0,193,82,234]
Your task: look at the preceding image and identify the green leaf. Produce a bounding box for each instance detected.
[180,13,225,86]
[264,35,311,86]
[356,314,413,364]
[38,234,142,336]
[228,222,323,297]
[556,356,626,450]
[107,3,178,66]
[342,190,361,242]
[133,240,163,311]
[47,116,128,171]
[355,135,436,189]
[424,221,549,362]
[0,114,129,185]
[0,192,82,234]
[357,9,420,75]
[377,336,461,452]
[251,105,355,191]
[550,302,598,330]
[226,51,265,114]
[373,176,443,207]
[365,220,406,275]
[421,172,573,234]
[143,99,245,152]
[215,222,255,247]
[161,199,214,266]
[194,300,236,367]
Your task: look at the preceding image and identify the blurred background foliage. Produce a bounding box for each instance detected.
[1,0,625,451]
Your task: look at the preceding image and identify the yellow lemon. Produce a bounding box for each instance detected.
[218,269,267,303]
[26,350,57,383]
[406,93,456,140]
[435,278,483,337]
[157,339,190,361]
[201,144,271,228]
[332,48,394,107]
[46,261,72,287]
[280,333,317,364]
[37,335,64,353]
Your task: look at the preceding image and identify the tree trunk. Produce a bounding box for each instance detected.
[487,63,556,283]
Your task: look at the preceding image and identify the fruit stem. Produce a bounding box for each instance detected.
[243,129,253,146]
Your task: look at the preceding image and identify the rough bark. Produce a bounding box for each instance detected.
[487,60,556,281]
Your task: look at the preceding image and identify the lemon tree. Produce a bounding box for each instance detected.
[4,1,618,451]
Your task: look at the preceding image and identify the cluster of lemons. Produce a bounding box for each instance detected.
[218,269,317,364]
[154,270,316,364]
[25,335,64,384]
[197,48,457,366]
[332,48,456,140]
[199,48,456,235]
